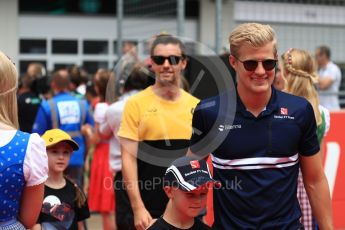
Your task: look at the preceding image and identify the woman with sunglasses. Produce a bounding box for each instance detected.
[189,23,333,229]
[281,48,330,230]
[0,51,48,229]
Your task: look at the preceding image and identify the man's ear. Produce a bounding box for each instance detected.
[181,57,187,70]
[50,80,56,91]
[163,186,173,199]
[229,55,237,70]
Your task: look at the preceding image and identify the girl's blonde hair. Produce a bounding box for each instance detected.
[0,51,19,129]
[229,23,277,57]
[282,48,322,126]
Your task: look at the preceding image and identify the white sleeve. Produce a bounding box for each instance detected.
[102,103,123,136]
[99,121,112,136]
[99,105,114,136]
[323,108,331,136]
[94,103,109,123]
[332,64,342,82]
[107,106,116,131]
[23,133,48,187]
[319,105,331,136]
[111,102,125,136]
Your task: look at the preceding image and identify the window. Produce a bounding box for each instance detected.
[19,60,46,75]
[236,0,345,5]
[52,40,78,54]
[83,40,108,54]
[19,0,116,15]
[113,40,138,54]
[83,61,108,74]
[19,0,199,17]
[54,63,75,71]
[20,39,46,54]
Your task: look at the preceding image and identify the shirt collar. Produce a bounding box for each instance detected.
[236,86,279,117]
[119,90,139,100]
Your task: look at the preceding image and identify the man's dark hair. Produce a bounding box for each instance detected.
[86,81,97,97]
[150,34,186,56]
[31,75,51,95]
[124,64,149,91]
[21,74,35,89]
[68,65,89,87]
[318,45,331,59]
[52,71,70,90]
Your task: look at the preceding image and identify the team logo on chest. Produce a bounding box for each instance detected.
[274,107,294,120]
[280,107,288,115]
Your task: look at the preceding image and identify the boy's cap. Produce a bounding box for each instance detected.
[41,129,79,151]
[164,156,220,191]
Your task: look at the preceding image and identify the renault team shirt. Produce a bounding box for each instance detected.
[117,86,199,216]
[190,87,320,229]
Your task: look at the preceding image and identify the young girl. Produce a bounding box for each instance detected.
[281,48,330,230]
[0,51,48,230]
[32,129,90,230]
[88,69,115,230]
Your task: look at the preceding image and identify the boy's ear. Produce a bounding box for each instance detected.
[163,186,173,199]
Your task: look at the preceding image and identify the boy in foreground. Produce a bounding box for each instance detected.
[147,156,218,230]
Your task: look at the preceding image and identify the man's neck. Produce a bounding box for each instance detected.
[162,201,194,229]
[321,60,330,69]
[17,86,30,96]
[237,86,272,117]
[53,89,67,95]
[152,84,181,101]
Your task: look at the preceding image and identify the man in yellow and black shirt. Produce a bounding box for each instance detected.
[117,35,199,230]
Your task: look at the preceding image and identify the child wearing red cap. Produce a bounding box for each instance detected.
[147,156,217,230]
[32,129,90,230]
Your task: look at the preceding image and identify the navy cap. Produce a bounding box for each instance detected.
[164,156,219,191]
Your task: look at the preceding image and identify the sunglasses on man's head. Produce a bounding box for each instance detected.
[232,55,277,72]
[151,55,184,65]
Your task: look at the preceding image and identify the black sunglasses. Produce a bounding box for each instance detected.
[232,55,277,71]
[151,55,184,65]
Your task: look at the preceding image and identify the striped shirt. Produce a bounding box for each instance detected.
[190,87,319,229]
